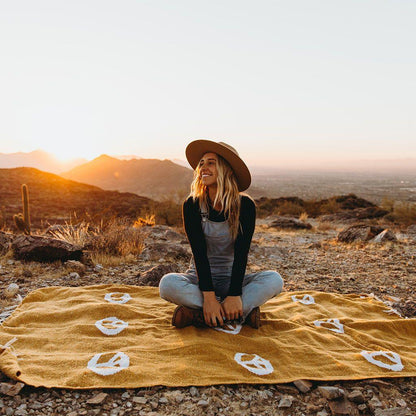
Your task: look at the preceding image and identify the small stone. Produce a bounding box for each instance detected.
[4,283,19,298]
[348,390,365,404]
[133,397,147,404]
[189,387,199,397]
[69,272,80,280]
[121,392,130,399]
[374,407,411,416]
[374,408,411,416]
[328,398,356,415]
[87,393,108,405]
[150,400,158,409]
[278,395,293,408]
[317,411,329,416]
[395,399,407,407]
[368,396,383,411]
[197,399,209,407]
[293,379,313,393]
[94,264,103,271]
[67,412,78,416]
[357,404,367,412]
[318,386,345,400]
[158,397,168,404]
[1,382,24,396]
[5,408,14,416]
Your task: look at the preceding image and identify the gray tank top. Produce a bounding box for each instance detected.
[187,200,234,277]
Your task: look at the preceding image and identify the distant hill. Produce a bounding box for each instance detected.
[0,168,152,230]
[0,150,86,173]
[61,155,194,201]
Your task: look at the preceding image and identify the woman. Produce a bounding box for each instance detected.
[159,140,283,329]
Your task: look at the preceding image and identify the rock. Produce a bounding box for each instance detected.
[372,229,397,243]
[337,224,385,243]
[317,411,329,416]
[293,379,313,393]
[86,393,108,404]
[318,386,345,400]
[65,260,87,276]
[4,283,19,298]
[328,398,358,415]
[139,242,190,262]
[12,235,83,262]
[396,399,407,407]
[375,408,412,416]
[133,397,147,404]
[69,272,80,280]
[347,390,365,404]
[189,387,199,397]
[0,382,24,396]
[137,264,178,287]
[320,207,388,222]
[278,395,293,408]
[269,216,312,230]
[0,231,13,254]
[368,397,384,411]
[158,397,168,404]
[197,399,209,407]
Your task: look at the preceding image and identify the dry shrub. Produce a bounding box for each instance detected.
[134,214,155,227]
[319,199,342,214]
[390,202,416,225]
[152,200,182,226]
[49,222,93,247]
[89,219,144,257]
[299,212,309,222]
[51,218,145,263]
[277,201,304,216]
[317,221,335,231]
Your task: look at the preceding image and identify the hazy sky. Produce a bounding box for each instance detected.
[0,1,415,167]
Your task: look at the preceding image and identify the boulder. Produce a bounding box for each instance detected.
[12,235,83,262]
[140,242,190,262]
[137,264,178,287]
[372,229,397,243]
[337,224,386,243]
[269,216,312,230]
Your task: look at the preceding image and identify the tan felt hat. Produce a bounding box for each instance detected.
[185,139,251,191]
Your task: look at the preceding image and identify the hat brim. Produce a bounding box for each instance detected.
[185,140,251,191]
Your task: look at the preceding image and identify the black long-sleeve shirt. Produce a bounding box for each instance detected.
[182,195,256,296]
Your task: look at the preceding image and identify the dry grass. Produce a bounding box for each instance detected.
[51,219,145,264]
[299,212,309,222]
[317,221,336,231]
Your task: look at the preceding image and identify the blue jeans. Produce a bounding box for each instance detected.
[159,270,284,322]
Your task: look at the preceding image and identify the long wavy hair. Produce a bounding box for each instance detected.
[189,154,246,240]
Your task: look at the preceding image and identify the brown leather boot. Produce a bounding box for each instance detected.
[245,306,260,329]
[172,306,206,328]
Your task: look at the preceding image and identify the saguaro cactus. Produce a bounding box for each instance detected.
[13,184,31,235]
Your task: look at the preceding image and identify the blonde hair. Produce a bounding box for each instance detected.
[189,154,244,240]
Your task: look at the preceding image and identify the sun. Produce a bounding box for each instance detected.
[47,146,97,162]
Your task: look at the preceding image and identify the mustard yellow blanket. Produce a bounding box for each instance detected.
[0,285,415,389]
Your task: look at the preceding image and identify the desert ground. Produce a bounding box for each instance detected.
[0,216,415,416]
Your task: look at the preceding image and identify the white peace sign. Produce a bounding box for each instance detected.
[104,292,132,304]
[313,318,344,334]
[214,323,242,335]
[291,294,315,305]
[234,353,274,375]
[361,350,404,372]
[87,352,130,376]
[95,317,129,336]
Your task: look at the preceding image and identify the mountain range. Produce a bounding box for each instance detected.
[61,155,194,201]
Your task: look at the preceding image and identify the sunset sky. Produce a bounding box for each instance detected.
[0,1,415,168]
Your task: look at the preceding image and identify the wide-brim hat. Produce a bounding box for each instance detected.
[185,139,251,191]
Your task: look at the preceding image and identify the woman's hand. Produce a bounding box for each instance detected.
[222,296,243,321]
[202,292,224,327]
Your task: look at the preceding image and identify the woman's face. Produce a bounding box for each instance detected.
[198,152,218,188]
